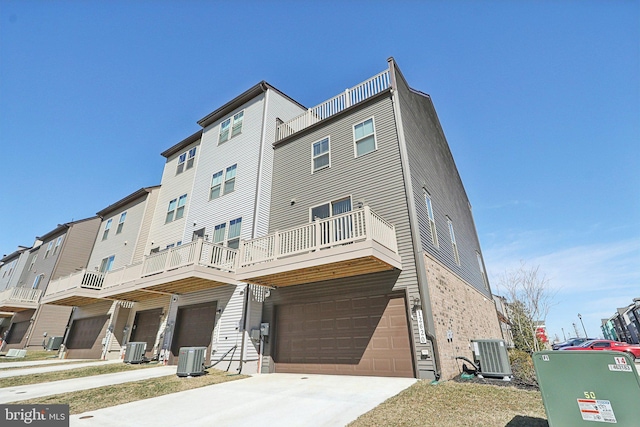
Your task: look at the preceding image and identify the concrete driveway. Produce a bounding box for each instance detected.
[71,373,417,427]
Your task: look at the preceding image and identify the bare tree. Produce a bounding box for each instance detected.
[499,262,555,353]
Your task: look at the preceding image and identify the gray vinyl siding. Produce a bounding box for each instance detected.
[0,250,30,291]
[26,304,73,348]
[183,96,265,245]
[270,94,434,375]
[88,194,151,271]
[52,218,101,281]
[133,187,160,263]
[16,248,40,289]
[395,76,491,297]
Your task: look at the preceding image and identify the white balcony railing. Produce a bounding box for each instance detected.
[44,269,106,297]
[276,69,391,141]
[238,206,397,268]
[0,287,43,305]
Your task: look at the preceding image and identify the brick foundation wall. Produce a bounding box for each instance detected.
[424,253,502,380]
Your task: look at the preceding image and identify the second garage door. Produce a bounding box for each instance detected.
[65,315,110,359]
[274,293,414,378]
[130,308,163,358]
[170,302,217,362]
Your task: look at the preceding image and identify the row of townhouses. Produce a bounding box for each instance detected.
[601,298,640,344]
[0,59,502,380]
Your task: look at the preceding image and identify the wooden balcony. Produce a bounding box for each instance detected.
[0,287,42,312]
[99,240,239,302]
[236,206,401,288]
[276,69,391,141]
[41,269,106,306]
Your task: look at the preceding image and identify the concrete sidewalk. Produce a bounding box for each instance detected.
[0,359,121,378]
[0,365,176,403]
[71,373,417,427]
[0,358,87,369]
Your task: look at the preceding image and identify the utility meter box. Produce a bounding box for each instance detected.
[533,350,640,426]
[260,323,269,336]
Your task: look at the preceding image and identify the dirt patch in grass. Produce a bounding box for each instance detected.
[15,368,247,414]
[348,380,548,427]
[1,362,158,387]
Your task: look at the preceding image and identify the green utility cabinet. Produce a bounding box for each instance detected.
[533,351,640,426]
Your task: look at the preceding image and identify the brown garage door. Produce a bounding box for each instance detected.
[130,308,162,357]
[5,320,30,345]
[170,302,217,361]
[274,293,413,377]
[65,315,110,359]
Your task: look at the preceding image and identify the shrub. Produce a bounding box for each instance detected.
[509,348,538,388]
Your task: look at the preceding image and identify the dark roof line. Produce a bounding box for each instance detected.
[96,186,161,218]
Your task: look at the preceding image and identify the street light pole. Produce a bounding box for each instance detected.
[561,327,566,341]
[578,313,588,338]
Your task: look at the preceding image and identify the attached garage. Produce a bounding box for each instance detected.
[170,301,217,362]
[274,293,413,378]
[5,320,30,345]
[65,315,110,359]
[129,308,163,358]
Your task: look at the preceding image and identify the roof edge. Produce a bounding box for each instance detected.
[96,186,161,218]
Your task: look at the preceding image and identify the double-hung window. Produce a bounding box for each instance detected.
[213,223,226,244]
[224,165,237,194]
[231,111,244,137]
[186,147,197,169]
[177,152,187,174]
[353,117,377,157]
[227,218,242,249]
[477,251,488,289]
[116,212,127,234]
[176,195,187,220]
[424,191,439,248]
[219,111,244,144]
[44,241,54,258]
[210,164,237,200]
[447,217,460,266]
[312,137,330,172]
[52,236,63,256]
[28,255,37,272]
[166,195,187,223]
[32,274,44,289]
[99,255,115,273]
[102,219,112,240]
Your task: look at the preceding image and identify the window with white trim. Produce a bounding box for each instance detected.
[447,217,460,266]
[52,236,63,256]
[44,241,54,258]
[212,217,243,249]
[312,137,330,172]
[219,110,244,144]
[176,147,197,175]
[116,212,127,234]
[210,164,237,200]
[28,254,37,272]
[32,274,44,289]
[102,219,112,241]
[424,191,439,248]
[477,251,488,289]
[165,194,187,223]
[353,117,377,157]
[99,255,115,273]
[310,197,352,221]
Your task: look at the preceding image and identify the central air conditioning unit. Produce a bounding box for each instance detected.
[46,336,64,351]
[124,342,147,364]
[471,339,512,380]
[176,347,206,377]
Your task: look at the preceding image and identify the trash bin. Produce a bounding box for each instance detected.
[533,350,640,426]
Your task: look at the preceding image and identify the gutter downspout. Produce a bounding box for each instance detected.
[387,57,441,380]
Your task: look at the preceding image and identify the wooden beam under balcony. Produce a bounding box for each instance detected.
[237,239,401,288]
[100,264,240,303]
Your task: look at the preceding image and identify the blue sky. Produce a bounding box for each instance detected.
[1,1,638,342]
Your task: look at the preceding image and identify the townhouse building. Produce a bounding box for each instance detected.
[0,246,33,336]
[7,59,501,380]
[1,217,100,350]
[236,58,501,380]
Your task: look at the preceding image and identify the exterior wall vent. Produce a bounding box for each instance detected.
[176,346,206,377]
[124,342,147,364]
[471,339,512,379]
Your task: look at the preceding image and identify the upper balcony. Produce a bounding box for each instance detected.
[276,69,391,141]
[41,269,106,306]
[0,287,42,312]
[236,206,402,288]
[99,240,239,302]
